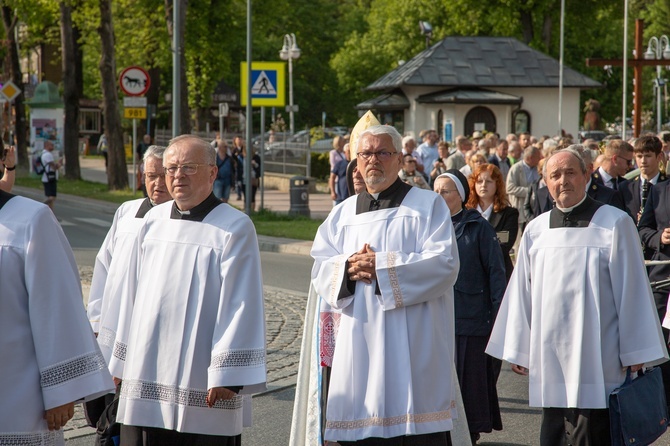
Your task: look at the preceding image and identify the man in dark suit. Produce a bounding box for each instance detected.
[582,141,628,212]
[638,179,670,412]
[591,139,633,191]
[488,140,511,181]
[620,135,667,224]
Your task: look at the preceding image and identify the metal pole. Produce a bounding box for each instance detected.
[622,0,629,140]
[219,103,224,137]
[288,49,294,134]
[260,106,265,211]
[132,118,137,193]
[172,0,181,138]
[558,0,565,136]
[245,0,252,214]
[658,66,663,133]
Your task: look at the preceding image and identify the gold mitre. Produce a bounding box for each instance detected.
[349,110,380,159]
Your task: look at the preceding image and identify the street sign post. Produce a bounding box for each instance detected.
[240,62,286,107]
[119,66,151,96]
[119,66,150,193]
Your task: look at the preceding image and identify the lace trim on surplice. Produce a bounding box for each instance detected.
[40,351,106,388]
[120,379,244,410]
[326,409,453,430]
[0,431,61,446]
[209,348,265,369]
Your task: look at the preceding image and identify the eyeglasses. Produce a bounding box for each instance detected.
[357,151,397,161]
[619,156,634,167]
[164,163,213,176]
[437,189,459,195]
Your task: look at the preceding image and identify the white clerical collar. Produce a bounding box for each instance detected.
[451,208,463,218]
[370,192,380,199]
[556,194,588,213]
[477,203,493,220]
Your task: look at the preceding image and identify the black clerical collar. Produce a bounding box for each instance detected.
[549,195,603,228]
[450,209,464,223]
[170,193,222,221]
[134,197,154,218]
[356,178,412,214]
[0,189,15,212]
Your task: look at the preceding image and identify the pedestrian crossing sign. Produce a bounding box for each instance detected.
[241,62,285,106]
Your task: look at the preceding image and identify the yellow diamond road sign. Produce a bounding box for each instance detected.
[0,81,20,102]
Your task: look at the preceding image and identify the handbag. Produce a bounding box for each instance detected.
[609,366,669,446]
[95,386,121,446]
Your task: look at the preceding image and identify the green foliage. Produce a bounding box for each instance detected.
[311,152,330,180]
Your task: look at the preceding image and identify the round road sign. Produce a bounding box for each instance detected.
[119,66,151,96]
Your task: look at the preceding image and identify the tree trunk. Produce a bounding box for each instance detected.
[165,0,190,135]
[60,1,81,180]
[98,0,128,190]
[0,7,27,169]
[541,14,552,52]
[519,10,534,45]
[146,66,161,138]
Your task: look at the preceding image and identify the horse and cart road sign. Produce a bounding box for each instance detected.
[119,66,150,97]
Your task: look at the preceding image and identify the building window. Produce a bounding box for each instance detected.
[378,111,404,135]
[79,109,101,134]
[513,110,530,134]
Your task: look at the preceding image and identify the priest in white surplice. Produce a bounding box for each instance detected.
[311,125,460,445]
[486,148,668,446]
[114,135,266,445]
[85,145,171,429]
[0,190,114,446]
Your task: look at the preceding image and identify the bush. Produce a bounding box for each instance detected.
[311,152,330,180]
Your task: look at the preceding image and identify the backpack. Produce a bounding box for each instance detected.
[33,152,45,175]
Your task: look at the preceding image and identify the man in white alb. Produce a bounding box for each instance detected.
[0,189,114,446]
[112,135,266,445]
[311,124,460,445]
[486,148,668,445]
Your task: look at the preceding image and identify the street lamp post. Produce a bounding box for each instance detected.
[645,35,670,133]
[279,33,300,135]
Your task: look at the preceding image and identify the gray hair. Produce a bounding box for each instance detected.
[543,147,588,177]
[165,134,216,164]
[402,135,416,147]
[523,145,541,159]
[567,143,594,165]
[143,145,166,164]
[358,125,403,153]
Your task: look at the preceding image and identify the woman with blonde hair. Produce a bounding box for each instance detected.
[467,164,518,282]
[460,153,488,179]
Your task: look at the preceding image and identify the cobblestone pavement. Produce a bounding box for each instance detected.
[65,272,308,442]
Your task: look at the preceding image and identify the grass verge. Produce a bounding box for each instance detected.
[14,171,321,241]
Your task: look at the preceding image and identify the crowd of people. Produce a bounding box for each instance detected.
[293,120,670,446]
[3,119,670,446]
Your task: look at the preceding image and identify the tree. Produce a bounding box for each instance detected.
[0,5,27,168]
[60,1,81,179]
[98,0,127,189]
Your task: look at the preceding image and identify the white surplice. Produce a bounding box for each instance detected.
[486,205,668,409]
[87,198,144,340]
[0,195,114,446]
[311,188,460,442]
[115,202,266,436]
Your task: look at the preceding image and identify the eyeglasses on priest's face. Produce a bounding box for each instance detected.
[357,151,397,161]
[164,163,213,176]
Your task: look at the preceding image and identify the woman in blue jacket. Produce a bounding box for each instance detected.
[434,170,507,445]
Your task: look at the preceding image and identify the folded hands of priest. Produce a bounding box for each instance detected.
[347,243,376,284]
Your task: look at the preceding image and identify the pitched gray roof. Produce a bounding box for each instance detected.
[366,36,601,91]
[416,88,522,105]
